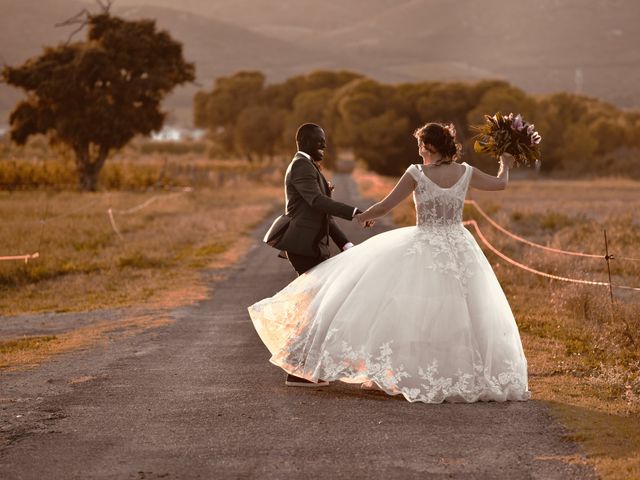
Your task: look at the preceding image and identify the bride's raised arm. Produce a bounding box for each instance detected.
[470,153,516,191]
[356,172,416,223]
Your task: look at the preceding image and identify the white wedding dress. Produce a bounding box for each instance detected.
[248,162,530,403]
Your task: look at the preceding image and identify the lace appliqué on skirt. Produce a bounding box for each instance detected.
[405,226,477,294]
[281,337,529,403]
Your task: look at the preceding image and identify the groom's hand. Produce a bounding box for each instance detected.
[355,213,375,228]
[353,208,370,228]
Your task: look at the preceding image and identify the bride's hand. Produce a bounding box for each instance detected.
[356,213,374,228]
[356,210,376,228]
[500,153,516,169]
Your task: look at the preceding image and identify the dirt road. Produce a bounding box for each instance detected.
[0,173,596,479]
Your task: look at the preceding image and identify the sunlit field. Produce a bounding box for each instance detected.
[0,136,282,191]
[354,166,640,480]
[0,151,283,317]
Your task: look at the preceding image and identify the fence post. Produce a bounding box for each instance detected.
[603,229,615,308]
[605,229,636,347]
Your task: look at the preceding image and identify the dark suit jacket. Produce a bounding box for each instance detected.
[274,152,356,258]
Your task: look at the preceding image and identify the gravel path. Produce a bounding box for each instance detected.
[0,173,597,479]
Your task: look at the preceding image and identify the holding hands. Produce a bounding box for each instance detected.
[355,213,375,229]
[340,211,374,253]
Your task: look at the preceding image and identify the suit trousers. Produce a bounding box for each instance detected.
[287,252,328,276]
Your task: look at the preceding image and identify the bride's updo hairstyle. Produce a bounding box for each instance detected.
[413,122,462,165]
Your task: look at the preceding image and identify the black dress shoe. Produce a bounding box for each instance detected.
[285,374,329,387]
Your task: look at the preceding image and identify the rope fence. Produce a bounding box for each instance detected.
[463,220,640,292]
[464,199,640,262]
[2,188,639,294]
[0,252,40,264]
[2,187,193,258]
[107,188,192,240]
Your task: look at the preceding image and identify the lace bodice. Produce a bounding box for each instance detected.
[406,162,472,228]
[404,162,476,292]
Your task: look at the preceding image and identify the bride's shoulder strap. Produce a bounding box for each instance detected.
[405,164,422,182]
[461,162,474,186]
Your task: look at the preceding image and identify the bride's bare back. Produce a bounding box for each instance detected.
[419,162,467,189]
[358,155,515,224]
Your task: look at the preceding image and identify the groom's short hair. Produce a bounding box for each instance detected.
[296,123,322,145]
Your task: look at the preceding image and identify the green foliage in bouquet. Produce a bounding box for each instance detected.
[472,112,541,166]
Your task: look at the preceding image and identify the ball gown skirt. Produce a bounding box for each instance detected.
[248,224,530,403]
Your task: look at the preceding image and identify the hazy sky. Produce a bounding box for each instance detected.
[1,0,638,125]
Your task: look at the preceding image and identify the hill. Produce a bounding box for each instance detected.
[2,0,638,127]
[113,0,640,107]
[0,1,378,125]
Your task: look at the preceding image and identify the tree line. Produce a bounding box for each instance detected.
[194,70,640,177]
[3,5,639,191]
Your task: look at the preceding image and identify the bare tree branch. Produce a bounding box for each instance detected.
[0,54,7,85]
[55,0,114,45]
[96,0,114,12]
[55,8,90,28]
[55,10,91,45]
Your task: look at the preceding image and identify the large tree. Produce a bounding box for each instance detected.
[193,71,265,153]
[234,105,287,162]
[194,69,361,160]
[1,5,195,190]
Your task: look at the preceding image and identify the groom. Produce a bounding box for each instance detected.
[273,123,367,387]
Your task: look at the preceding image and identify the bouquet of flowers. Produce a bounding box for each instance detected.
[472,112,542,166]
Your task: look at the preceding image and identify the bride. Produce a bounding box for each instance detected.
[248,122,530,403]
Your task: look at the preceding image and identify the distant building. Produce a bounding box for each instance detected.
[150,126,205,142]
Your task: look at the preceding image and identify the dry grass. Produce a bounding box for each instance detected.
[0,135,287,190]
[469,177,640,222]
[0,142,284,370]
[352,165,640,479]
[0,178,281,316]
[0,314,173,371]
[0,335,58,355]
